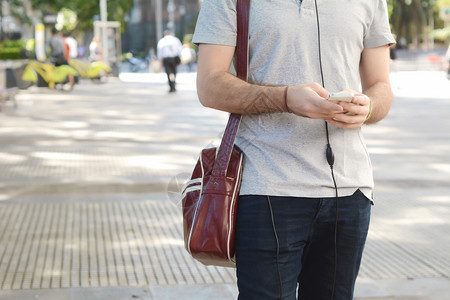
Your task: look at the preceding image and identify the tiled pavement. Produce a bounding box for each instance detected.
[0,71,449,299]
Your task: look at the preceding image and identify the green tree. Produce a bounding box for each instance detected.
[4,0,31,25]
[389,0,442,49]
[30,0,133,33]
[56,8,78,32]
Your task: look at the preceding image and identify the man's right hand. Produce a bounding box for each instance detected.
[286,83,343,120]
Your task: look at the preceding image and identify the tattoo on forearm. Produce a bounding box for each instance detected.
[243,90,279,114]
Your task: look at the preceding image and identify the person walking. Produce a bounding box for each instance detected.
[157,30,182,93]
[193,0,395,299]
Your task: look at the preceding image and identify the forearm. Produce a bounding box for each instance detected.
[364,81,393,124]
[196,44,341,119]
[197,70,286,114]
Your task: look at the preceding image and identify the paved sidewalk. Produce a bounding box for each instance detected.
[0,70,449,299]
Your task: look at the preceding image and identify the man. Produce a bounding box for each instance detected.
[157,30,182,93]
[48,28,75,91]
[48,28,66,65]
[193,0,395,299]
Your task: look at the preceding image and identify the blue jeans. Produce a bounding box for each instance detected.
[235,189,371,300]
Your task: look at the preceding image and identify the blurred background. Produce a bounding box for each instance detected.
[0,0,448,77]
[0,1,449,299]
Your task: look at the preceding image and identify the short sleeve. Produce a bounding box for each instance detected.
[192,0,237,47]
[364,0,395,49]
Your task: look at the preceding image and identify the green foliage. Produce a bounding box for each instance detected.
[30,0,133,33]
[1,40,26,48]
[434,27,450,41]
[0,48,21,59]
[107,0,134,32]
[0,39,35,60]
[388,0,450,47]
[56,8,78,32]
[8,0,33,25]
[183,34,193,45]
[437,0,450,6]
[387,0,395,19]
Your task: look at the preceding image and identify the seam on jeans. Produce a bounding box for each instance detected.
[300,199,322,271]
[310,198,324,227]
[266,196,283,300]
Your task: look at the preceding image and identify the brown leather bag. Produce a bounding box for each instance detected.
[181,0,250,268]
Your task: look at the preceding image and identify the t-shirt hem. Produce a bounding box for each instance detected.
[192,35,237,47]
[364,36,396,49]
[239,186,374,201]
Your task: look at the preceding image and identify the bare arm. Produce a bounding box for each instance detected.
[328,45,393,128]
[196,43,343,118]
[196,44,285,114]
[360,45,393,124]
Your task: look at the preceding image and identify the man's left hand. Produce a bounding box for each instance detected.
[326,91,370,129]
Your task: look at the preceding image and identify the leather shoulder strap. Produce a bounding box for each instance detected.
[236,0,250,81]
[211,0,250,177]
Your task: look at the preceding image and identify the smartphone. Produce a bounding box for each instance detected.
[327,92,354,103]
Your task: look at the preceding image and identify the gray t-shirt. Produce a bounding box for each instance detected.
[48,35,65,59]
[193,0,395,199]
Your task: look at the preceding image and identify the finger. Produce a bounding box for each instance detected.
[333,109,366,121]
[308,82,330,99]
[338,102,368,117]
[326,118,363,129]
[320,99,345,112]
[301,103,342,119]
[351,94,370,105]
[289,85,343,118]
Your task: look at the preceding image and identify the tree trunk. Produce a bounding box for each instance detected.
[397,0,408,48]
[21,0,35,39]
[411,2,419,49]
[414,0,428,50]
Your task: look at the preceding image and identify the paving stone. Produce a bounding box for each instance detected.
[0,72,449,299]
[0,197,235,289]
[0,286,151,300]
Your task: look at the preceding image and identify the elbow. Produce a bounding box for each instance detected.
[196,79,212,108]
[383,87,395,117]
[198,95,209,108]
[196,72,217,109]
[198,94,213,109]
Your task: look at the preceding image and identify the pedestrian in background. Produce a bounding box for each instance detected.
[89,37,102,61]
[157,30,182,93]
[193,0,395,299]
[181,43,197,72]
[48,27,75,91]
[446,44,450,80]
[48,28,67,66]
[63,32,78,59]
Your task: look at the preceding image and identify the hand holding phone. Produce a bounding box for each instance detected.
[327,92,355,103]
